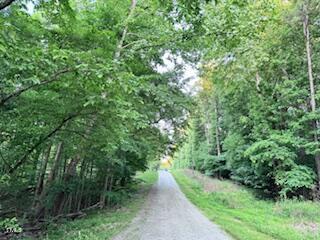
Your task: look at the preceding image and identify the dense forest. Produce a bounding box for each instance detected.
[0,0,193,236]
[1,0,320,238]
[174,0,320,200]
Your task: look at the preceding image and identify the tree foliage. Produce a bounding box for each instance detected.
[0,0,191,234]
[174,0,320,199]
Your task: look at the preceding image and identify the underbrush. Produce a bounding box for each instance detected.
[173,169,320,240]
[42,170,158,240]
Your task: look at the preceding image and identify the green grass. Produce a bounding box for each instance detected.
[43,170,158,240]
[172,169,320,240]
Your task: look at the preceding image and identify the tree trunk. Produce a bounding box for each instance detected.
[47,142,63,184]
[114,0,137,61]
[34,145,52,197]
[204,108,211,148]
[32,146,51,212]
[303,3,320,188]
[53,155,81,215]
[100,175,110,209]
[214,97,221,156]
[76,159,88,211]
[107,175,114,207]
[34,142,64,218]
[214,97,222,179]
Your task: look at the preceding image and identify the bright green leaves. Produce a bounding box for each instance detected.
[245,132,298,170]
[276,165,316,198]
[0,0,190,184]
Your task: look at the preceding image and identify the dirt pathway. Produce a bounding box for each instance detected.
[113,171,231,240]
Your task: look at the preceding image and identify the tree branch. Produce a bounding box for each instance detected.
[114,0,137,61]
[0,0,16,10]
[0,68,75,107]
[8,112,79,174]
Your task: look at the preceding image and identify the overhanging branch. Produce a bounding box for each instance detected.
[0,68,75,107]
[0,0,16,10]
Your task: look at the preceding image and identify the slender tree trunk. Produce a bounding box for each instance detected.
[34,145,52,197]
[214,97,222,179]
[114,0,137,61]
[303,3,320,189]
[204,101,211,148]
[214,97,221,156]
[53,155,81,215]
[191,140,196,171]
[76,181,85,211]
[255,72,261,93]
[47,142,63,184]
[76,159,88,211]
[201,101,211,170]
[34,142,63,218]
[67,194,72,213]
[62,156,68,177]
[303,3,320,188]
[32,146,51,212]
[107,175,114,207]
[100,175,110,209]
[85,160,94,208]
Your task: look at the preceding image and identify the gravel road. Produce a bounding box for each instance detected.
[113,170,231,240]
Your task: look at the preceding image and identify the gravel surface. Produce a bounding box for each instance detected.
[113,171,231,240]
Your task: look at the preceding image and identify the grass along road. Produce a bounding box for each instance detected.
[44,171,158,240]
[172,170,320,240]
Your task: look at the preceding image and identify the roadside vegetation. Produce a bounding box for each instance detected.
[173,170,320,240]
[173,0,320,200]
[44,171,157,240]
